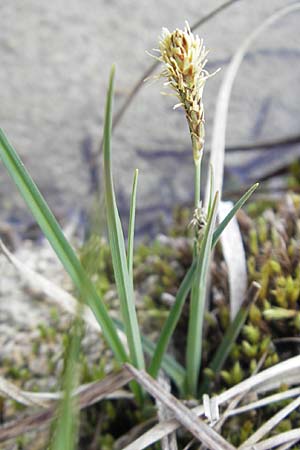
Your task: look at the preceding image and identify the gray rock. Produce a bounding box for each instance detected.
[0,1,299,234]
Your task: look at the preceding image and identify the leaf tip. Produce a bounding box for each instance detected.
[110,64,116,78]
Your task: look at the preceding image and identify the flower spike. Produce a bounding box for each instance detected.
[152,22,218,163]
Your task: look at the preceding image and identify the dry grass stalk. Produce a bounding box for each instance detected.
[124,364,236,450]
[113,418,157,450]
[0,376,48,408]
[0,374,132,407]
[156,373,178,450]
[199,353,267,450]
[0,368,132,443]
[243,429,300,450]
[226,387,300,418]
[240,396,300,449]
[276,439,299,450]
[218,201,247,319]
[124,356,300,449]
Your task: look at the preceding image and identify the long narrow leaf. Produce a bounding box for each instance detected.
[206,164,214,216]
[110,316,186,390]
[127,169,138,280]
[148,261,196,379]
[142,335,186,391]
[199,281,261,395]
[212,182,259,248]
[186,191,219,397]
[50,316,82,450]
[103,66,145,371]
[148,184,258,383]
[0,129,127,364]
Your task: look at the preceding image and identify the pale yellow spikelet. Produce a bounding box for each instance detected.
[154,22,218,163]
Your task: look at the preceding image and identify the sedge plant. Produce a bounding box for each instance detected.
[148,22,258,396]
[148,24,218,396]
[0,23,258,402]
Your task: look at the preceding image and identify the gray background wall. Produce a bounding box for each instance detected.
[0,0,299,235]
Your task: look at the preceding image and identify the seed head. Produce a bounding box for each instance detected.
[154,22,218,163]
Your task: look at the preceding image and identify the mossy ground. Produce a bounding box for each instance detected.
[78,193,300,448]
[1,194,300,449]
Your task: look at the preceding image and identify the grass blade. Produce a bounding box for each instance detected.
[103,66,145,371]
[0,129,128,364]
[111,316,186,390]
[186,191,219,397]
[206,164,215,216]
[142,335,186,391]
[199,281,261,395]
[148,262,196,379]
[50,316,82,450]
[127,169,138,280]
[148,183,258,383]
[212,182,259,248]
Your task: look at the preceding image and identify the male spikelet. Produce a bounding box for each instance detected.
[154,22,217,164]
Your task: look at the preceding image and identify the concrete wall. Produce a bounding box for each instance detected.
[0,0,299,235]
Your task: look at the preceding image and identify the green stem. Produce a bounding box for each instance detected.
[148,261,196,379]
[127,169,138,280]
[186,192,219,397]
[193,155,202,263]
[194,158,201,210]
[186,150,203,397]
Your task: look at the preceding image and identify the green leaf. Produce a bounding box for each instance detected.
[0,129,128,364]
[147,184,258,389]
[111,317,186,391]
[199,281,260,395]
[212,183,259,248]
[0,127,183,390]
[128,169,138,280]
[103,66,145,372]
[142,334,186,391]
[50,315,82,450]
[207,164,215,216]
[186,191,219,397]
[148,261,196,379]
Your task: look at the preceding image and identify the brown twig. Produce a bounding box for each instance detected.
[0,368,132,443]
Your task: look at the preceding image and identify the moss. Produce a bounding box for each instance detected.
[3,194,300,449]
[212,194,300,445]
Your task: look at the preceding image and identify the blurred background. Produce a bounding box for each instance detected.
[0,0,299,238]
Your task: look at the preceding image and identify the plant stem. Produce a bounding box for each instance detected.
[193,154,202,262]
[186,192,219,397]
[194,156,202,211]
[186,150,203,397]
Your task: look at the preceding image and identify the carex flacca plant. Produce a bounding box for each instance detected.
[0,23,258,403]
[148,22,257,396]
